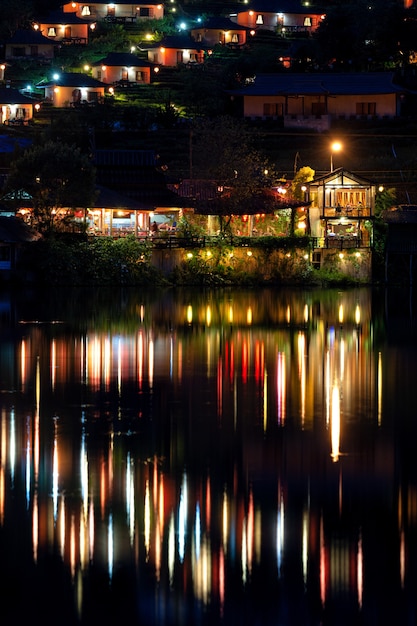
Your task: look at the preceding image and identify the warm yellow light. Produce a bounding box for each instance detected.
[331,141,342,153]
[339,253,344,259]
[160,47,165,52]
[186,252,193,259]
[247,250,252,257]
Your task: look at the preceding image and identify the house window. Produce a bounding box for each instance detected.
[196,33,202,42]
[139,7,154,17]
[231,33,240,43]
[47,27,56,37]
[311,102,326,116]
[88,91,98,102]
[81,5,91,16]
[64,26,71,38]
[303,17,312,26]
[107,5,115,16]
[263,103,283,116]
[177,51,183,63]
[30,46,38,56]
[12,47,25,56]
[136,70,143,81]
[97,70,102,80]
[121,69,128,80]
[256,14,264,24]
[189,53,197,62]
[356,102,376,115]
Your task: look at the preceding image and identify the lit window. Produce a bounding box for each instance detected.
[256,14,263,24]
[303,16,312,26]
[231,33,240,43]
[81,5,91,15]
[48,27,56,36]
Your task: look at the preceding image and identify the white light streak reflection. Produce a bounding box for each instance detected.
[276,489,284,576]
[168,513,175,586]
[302,509,308,586]
[178,473,188,562]
[108,513,114,581]
[195,502,201,560]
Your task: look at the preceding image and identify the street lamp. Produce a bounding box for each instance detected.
[330,141,342,172]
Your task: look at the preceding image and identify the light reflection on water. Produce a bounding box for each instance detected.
[0,286,416,624]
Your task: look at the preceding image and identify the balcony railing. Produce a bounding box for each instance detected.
[322,205,370,218]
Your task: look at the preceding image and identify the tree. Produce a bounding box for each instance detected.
[190,116,279,232]
[3,141,97,235]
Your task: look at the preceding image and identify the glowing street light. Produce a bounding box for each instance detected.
[330,141,342,172]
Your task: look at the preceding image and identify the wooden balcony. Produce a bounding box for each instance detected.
[322,204,370,218]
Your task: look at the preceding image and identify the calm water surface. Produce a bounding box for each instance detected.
[0,285,417,625]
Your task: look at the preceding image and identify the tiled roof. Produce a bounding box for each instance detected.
[139,34,210,50]
[93,52,156,67]
[194,16,251,31]
[234,0,326,13]
[228,72,405,96]
[38,9,92,24]
[37,72,108,88]
[0,87,39,105]
[5,28,58,45]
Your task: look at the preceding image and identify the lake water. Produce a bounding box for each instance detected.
[1,285,417,625]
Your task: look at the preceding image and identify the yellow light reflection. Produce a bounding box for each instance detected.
[187,304,193,324]
[338,304,344,324]
[206,305,212,326]
[228,305,233,324]
[246,306,252,325]
[331,384,341,462]
[222,489,228,552]
[355,304,361,325]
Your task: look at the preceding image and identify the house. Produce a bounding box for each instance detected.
[0,87,39,125]
[227,72,406,130]
[92,52,158,84]
[139,34,208,66]
[33,9,93,45]
[230,0,325,35]
[307,167,375,257]
[190,16,252,48]
[62,0,164,23]
[3,29,58,62]
[36,72,108,107]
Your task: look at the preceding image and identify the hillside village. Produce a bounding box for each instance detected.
[0,0,417,284]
